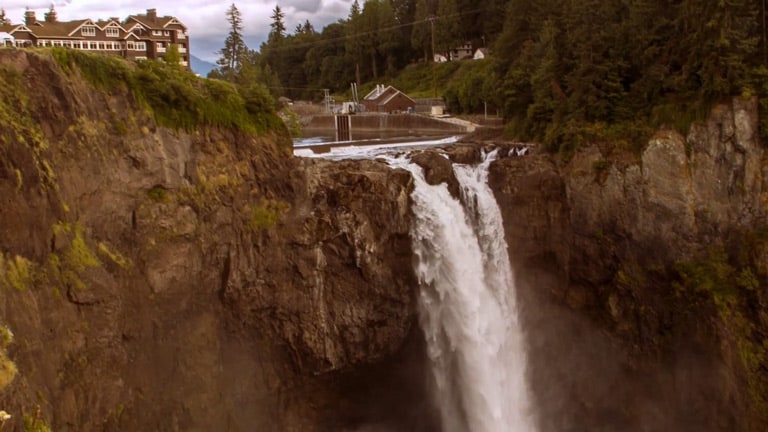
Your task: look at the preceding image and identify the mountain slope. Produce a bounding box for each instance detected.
[190,54,216,76]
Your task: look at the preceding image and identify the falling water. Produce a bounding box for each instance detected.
[387,151,536,432]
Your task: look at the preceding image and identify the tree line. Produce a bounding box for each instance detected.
[493,0,767,148]
[211,0,768,148]
[210,1,505,100]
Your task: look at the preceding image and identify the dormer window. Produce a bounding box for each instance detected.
[106,27,119,37]
[152,30,162,36]
[81,26,95,36]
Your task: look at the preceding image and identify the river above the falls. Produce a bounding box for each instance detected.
[293,134,463,160]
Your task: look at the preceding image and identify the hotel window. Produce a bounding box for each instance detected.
[152,30,162,36]
[135,42,146,50]
[163,30,169,36]
[81,26,95,36]
[98,42,105,50]
[127,41,135,50]
[106,27,119,37]
[89,42,98,50]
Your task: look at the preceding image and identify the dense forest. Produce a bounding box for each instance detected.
[209,0,768,149]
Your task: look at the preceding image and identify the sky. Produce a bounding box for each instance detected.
[1,0,353,62]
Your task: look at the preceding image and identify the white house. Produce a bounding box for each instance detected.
[473,48,489,60]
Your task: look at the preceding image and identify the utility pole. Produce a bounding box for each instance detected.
[429,15,437,98]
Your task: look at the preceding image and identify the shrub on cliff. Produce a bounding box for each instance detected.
[49,48,282,135]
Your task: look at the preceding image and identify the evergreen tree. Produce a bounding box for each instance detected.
[345,0,365,84]
[562,0,628,122]
[526,19,565,143]
[216,3,247,80]
[269,5,286,42]
[376,0,400,75]
[0,8,9,26]
[411,0,431,61]
[305,22,354,93]
[164,44,182,67]
[436,0,461,53]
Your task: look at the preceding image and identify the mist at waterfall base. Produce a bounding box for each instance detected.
[296,143,739,432]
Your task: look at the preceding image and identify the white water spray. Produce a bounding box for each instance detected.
[388,151,536,432]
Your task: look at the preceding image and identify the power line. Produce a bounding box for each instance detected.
[260,6,494,53]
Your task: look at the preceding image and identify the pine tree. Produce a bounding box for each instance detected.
[0,8,10,26]
[345,0,365,84]
[411,0,431,61]
[216,3,247,80]
[269,5,286,42]
[436,0,461,53]
[164,44,182,66]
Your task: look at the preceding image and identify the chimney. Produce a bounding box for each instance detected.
[24,9,36,26]
[146,8,157,19]
[44,5,57,23]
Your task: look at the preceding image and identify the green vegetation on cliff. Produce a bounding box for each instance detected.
[672,234,768,425]
[50,48,282,134]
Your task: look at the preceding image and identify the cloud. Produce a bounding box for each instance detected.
[1,0,352,62]
[282,0,323,14]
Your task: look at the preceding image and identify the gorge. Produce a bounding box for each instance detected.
[1,50,767,432]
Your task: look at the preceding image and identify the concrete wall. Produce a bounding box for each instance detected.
[307,114,468,133]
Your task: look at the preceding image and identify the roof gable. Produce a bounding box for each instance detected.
[364,85,398,101]
[66,19,95,37]
[126,15,154,29]
[380,90,414,106]
[163,17,187,29]
[97,20,126,31]
[122,31,141,41]
[6,24,34,35]
[124,22,145,33]
[31,20,90,38]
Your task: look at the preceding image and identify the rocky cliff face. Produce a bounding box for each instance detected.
[0,51,429,431]
[487,98,768,432]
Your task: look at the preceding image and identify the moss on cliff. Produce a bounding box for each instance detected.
[49,48,283,135]
[672,235,768,427]
[0,67,56,191]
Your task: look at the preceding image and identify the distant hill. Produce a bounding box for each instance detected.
[190,55,216,77]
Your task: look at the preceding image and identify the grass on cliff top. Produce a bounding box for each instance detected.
[49,48,282,134]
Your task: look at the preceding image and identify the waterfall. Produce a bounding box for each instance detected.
[387,151,536,432]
